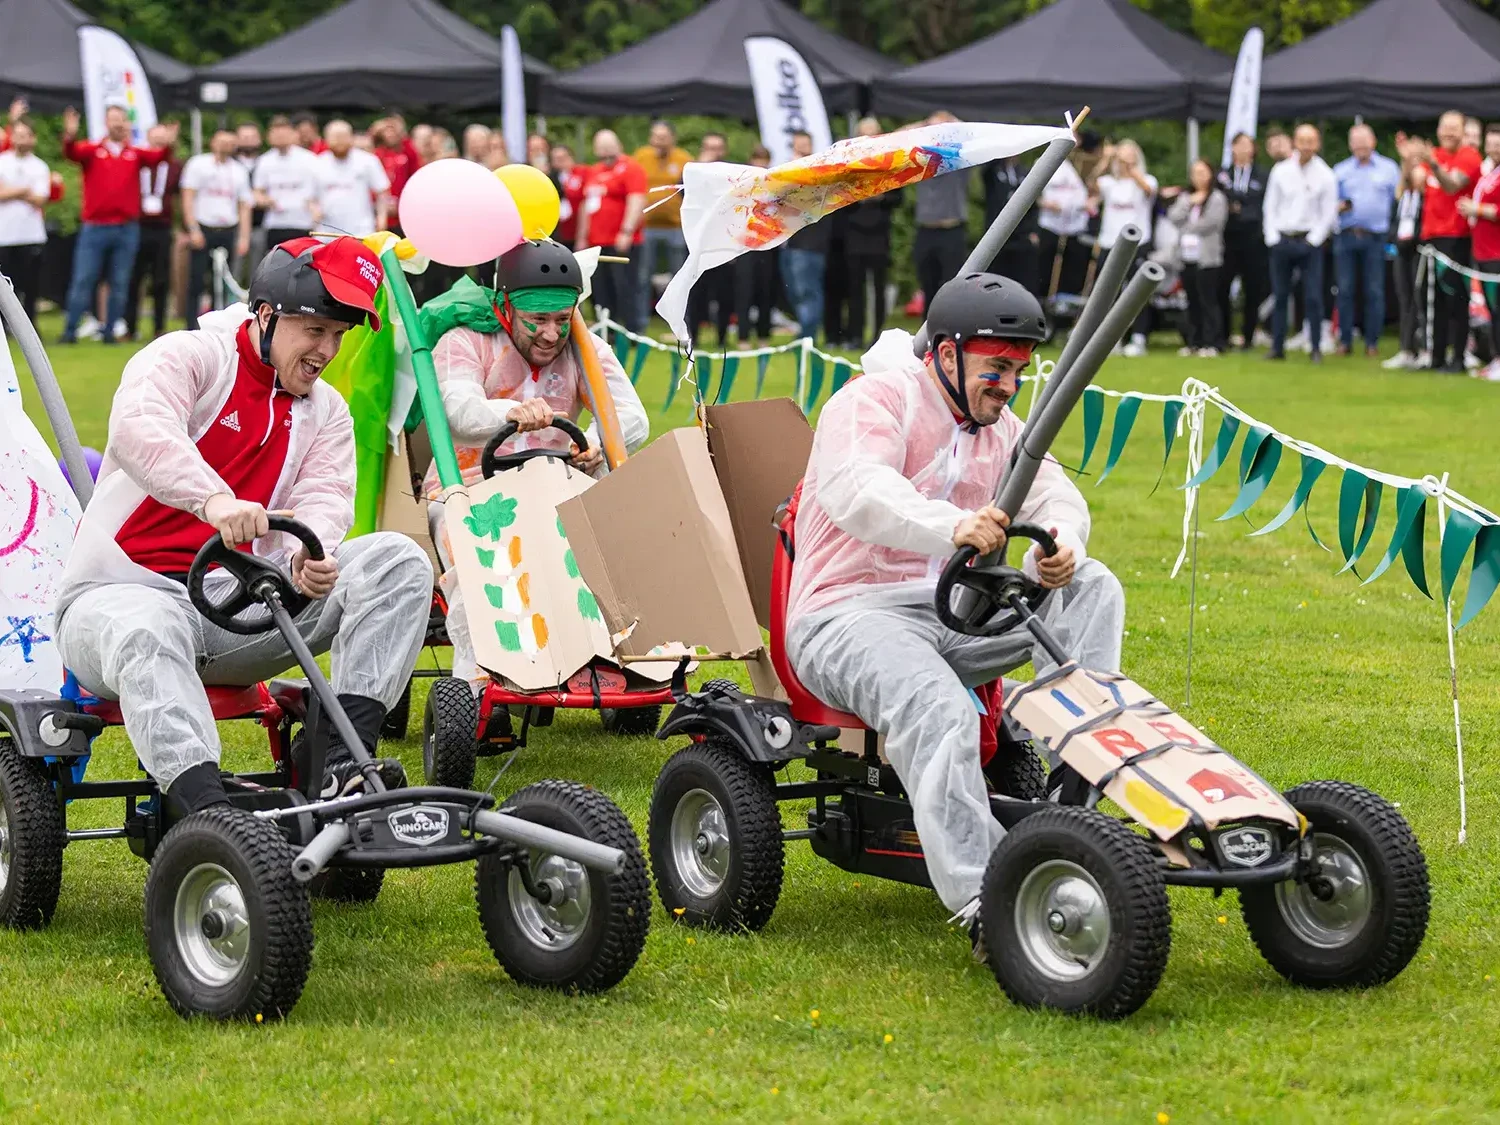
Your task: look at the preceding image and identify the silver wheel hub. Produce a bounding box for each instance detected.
[1276,831,1372,948]
[671,789,730,898]
[173,863,251,988]
[508,850,591,951]
[0,803,11,897]
[1015,859,1111,981]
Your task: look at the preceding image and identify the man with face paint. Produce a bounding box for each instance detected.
[422,237,649,693]
[785,272,1124,943]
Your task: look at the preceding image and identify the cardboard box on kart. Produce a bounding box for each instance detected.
[559,402,816,701]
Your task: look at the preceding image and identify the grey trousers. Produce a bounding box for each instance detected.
[786,558,1125,913]
[57,531,433,789]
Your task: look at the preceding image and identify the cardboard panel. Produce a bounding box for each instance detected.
[1007,667,1298,839]
[445,459,614,692]
[379,438,439,575]
[560,427,782,697]
[703,399,813,628]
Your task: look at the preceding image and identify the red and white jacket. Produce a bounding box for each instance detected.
[58,305,355,617]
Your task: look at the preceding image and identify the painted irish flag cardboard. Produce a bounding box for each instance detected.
[443,457,614,692]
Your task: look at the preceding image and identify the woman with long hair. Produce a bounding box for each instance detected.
[1093,139,1159,355]
[1168,158,1230,356]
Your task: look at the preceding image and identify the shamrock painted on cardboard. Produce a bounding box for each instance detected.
[463,493,518,541]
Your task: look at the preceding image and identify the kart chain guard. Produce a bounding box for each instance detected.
[657,681,836,764]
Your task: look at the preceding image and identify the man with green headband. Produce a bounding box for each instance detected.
[421,237,649,692]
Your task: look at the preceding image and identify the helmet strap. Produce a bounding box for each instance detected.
[933,336,979,432]
[259,310,279,369]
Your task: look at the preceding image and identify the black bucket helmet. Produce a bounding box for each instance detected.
[247,236,382,366]
[923,271,1046,427]
[496,238,584,295]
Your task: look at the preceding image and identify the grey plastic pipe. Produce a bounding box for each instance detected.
[911,131,1078,357]
[0,275,95,509]
[1020,224,1141,443]
[471,809,627,873]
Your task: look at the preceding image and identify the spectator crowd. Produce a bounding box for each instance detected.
[0,93,1496,379]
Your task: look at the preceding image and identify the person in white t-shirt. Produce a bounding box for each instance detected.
[316,120,390,238]
[1091,140,1159,355]
[0,118,52,322]
[180,129,252,330]
[1035,159,1091,299]
[253,114,324,245]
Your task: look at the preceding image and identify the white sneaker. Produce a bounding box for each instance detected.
[1465,350,1482,370]
[1415,351,1433,368]
[1229,333,1246,349]
[1197,347,1220,358]
[1478,359,1500,382]
[1252,329,1273,348]
[1177,345,1195,357]
[1286,329,1310,352]
[1381,350,1414,370]
[1122,336,1148,358]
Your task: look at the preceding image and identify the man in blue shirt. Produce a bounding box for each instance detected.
[1333,124,1402,355]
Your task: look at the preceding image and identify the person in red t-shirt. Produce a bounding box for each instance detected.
[372,113,422,221]
[576,129,648,331]
[56,237,433,815]
[550,142,590,247]
[59,104,178,344]
[1412,111,1484,371]
[1459,125,1500,379]
[294,112,328,155]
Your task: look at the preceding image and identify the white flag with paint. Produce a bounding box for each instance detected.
[1221,28,1263,167]
[657,120,1073,345]
[0,321,81,689]
[79,25,158,145]
[500,25,526,168]
[745,36,833,167]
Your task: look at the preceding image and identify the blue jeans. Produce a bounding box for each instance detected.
[1334,230,1387,350]
[637,227,686,331]
[65,221,141,340]
[780,249,826,340]
[1269,237,1324,355]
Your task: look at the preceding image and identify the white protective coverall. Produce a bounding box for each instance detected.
[55,305,433,789]
[785,329,1125,915]
[424,323,650,690]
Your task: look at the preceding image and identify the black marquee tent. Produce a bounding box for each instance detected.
[538,0,891,117]
[194,0,551,109]
[872,0,1230,120]
[1256,0,1500,118]
[0,0,193,111]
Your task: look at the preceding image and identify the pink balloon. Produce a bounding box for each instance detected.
[399,160,522,267]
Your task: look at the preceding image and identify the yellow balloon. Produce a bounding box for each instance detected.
[495,163,561,240]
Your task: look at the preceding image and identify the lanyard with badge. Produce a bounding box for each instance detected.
[140,163,169,216]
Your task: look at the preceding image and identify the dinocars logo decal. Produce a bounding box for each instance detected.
[388,805,450,847]
[1217,826,1275,868]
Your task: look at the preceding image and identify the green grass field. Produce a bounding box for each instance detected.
[5,312,1500,1123]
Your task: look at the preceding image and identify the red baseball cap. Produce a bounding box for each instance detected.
[276,236,384,332]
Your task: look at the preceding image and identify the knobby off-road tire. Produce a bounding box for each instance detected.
[144,806,313,1022]
[649,739,784,933]
[980,806,1171,1019]
[477,780,650,993]
[1240,781,1429,989]
[423,676,478,790]
[0,739,64,930]
[984,740,1050,802]
[600,704,663,736]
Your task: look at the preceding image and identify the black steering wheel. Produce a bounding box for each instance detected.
[481,417,590,478]
[935,522,1057,637]
[187,515,324,635]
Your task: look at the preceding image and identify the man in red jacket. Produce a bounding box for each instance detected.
[59,103,178,344]
[372,114,422,224]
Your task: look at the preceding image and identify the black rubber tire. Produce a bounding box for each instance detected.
[649,739,784,932]
[477,780,650,993]
[980,806,1171,1019]
[1240,781,1430,989]
[699,678,742,695]
[984,740,1049,802]
[0,740,64,930]
[600,705,663,736]
[422,676,478,790]
[144,805,314,1022]
[381,679,413,740]
[310,865,386,904]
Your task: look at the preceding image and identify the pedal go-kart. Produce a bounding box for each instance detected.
[0,517,650,1021]
[399,418,677,789]
[647,516,1431,1019]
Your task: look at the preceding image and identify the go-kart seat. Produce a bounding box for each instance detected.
[770,486,866,732]
[79,682,275,726]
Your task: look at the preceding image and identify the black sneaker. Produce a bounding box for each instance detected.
[970,919,988,965]
[320,757,407,799]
